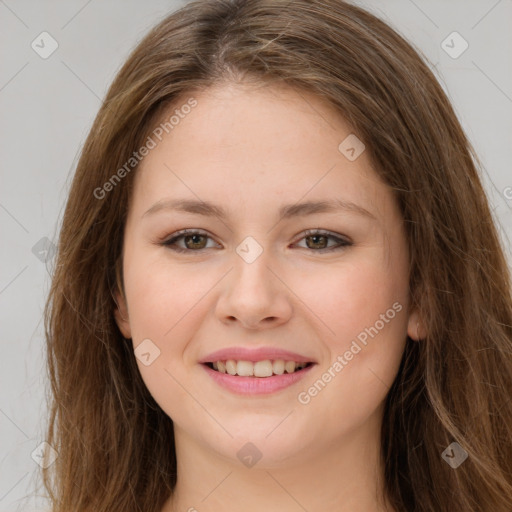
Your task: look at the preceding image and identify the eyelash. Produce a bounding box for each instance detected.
[160,229,352,254]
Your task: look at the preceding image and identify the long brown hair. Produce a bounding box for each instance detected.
[42,1,512,510]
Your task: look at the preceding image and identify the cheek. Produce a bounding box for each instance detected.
[296,255,409,347]
[123,255,206,342]
[294,258,409,432]
[123,259,213,421]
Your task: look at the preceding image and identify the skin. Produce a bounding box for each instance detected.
[114,81,423,512]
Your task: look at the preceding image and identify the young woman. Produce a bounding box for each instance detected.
[42,1,512,511]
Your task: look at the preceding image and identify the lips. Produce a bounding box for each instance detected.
[201,361,315,395]
[198,347,317,394]
[208,359,313,377]
[199,347,316,365]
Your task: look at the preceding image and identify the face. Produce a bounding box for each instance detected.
[114,81,421,467]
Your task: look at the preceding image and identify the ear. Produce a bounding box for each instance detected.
[407,309,426,341]
[113,289,132,339]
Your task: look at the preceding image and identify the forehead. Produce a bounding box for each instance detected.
[150,81,355,161]
[130,82,393,223]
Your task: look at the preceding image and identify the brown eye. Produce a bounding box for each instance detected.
[162,230,217,253]
[162,229,352,254]
[182,233,208,250]
[295,230,352,252]
[305,234,329,250]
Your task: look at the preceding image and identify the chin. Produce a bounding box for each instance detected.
[204,420,315,468]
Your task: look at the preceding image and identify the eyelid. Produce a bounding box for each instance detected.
[160,228,352,253]
[160,229,219,252]
[298,228,351,244]
[293,229,352,252]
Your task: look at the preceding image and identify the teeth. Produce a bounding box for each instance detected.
[254,360,273,377]
[273,359,285,375]
[211,359,310,377]
[236,360,254,377]
[285,361,296,373]
[225,360,237,375]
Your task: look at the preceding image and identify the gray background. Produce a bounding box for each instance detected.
[1,0,511,510]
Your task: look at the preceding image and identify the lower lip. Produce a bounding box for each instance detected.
[201,363,315,395]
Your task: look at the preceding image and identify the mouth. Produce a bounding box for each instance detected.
[201,359,316,395]
[203,359,315,377]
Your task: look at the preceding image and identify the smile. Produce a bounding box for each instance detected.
[201,360,316,395]
[206,359,313,377]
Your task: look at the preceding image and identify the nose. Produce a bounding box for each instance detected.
[215,251,293,330]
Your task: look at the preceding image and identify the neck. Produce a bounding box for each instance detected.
[161,405,394,512]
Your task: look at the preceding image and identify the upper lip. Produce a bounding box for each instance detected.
[199,347,317,364]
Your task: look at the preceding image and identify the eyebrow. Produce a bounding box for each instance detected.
[142,197,376,221]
